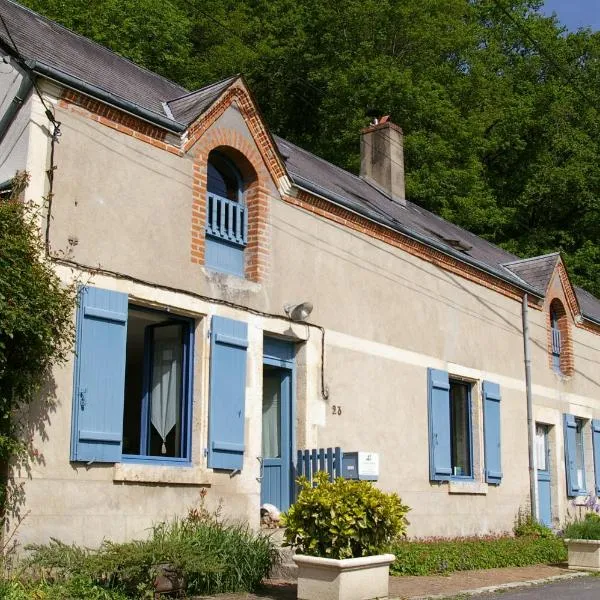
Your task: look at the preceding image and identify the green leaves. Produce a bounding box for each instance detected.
[0,172,76,511]
[282,472,410,559]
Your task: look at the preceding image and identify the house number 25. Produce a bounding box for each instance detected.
[332,405,342,415]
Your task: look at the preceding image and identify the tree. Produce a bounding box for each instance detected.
[19,0,600,295]
[0,173,75,519]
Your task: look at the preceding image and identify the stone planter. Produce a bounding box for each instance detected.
[293,553,395,600]
[565,538,600,571]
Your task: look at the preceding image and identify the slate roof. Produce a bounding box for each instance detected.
[2,0,600,322]
[0,0,186,120]
[502,254,560,294]
[575,287,600,324]
[166,76,238,124]
[276,136,521,272]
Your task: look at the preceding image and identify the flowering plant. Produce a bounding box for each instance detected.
[563,492,600,540]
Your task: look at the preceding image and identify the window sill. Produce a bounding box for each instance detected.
[572,494,590,505]
[448,480,487,495]
[113,463,210,485]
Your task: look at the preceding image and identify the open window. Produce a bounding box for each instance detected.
[122,307,193,462]
[205,151,247,277]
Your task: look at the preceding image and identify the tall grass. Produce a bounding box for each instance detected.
[20,507,278,597]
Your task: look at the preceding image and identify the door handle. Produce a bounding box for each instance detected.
[256,456,264,483]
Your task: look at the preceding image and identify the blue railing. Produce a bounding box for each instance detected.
[294,447,343,496]
[206,192,247,246]
[551,327,561,355]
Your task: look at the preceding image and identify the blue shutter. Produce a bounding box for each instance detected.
[592,420,600,496]
[483,381,502,484]
[208,316,248,470]
[71,286,128,463]
[428,368,452,481]
[564,414,579,496]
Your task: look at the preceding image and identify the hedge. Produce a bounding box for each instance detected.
[391,536,567,576]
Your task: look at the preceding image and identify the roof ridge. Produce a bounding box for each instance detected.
[166,75,239,104]
[3,0,187,97]
[502,252,560,266]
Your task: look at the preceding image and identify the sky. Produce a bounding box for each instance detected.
[541,0,600,31]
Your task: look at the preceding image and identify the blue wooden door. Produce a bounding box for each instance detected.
[261,340,294,511]
[536,424,552,527]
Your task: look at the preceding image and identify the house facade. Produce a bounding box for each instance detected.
[1,0,600,548]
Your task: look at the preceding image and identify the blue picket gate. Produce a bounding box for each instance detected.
[293,447,343,500]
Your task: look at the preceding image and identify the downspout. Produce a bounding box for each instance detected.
[0,74,33,145]
[522,294,538,521]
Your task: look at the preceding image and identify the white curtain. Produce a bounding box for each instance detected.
[262,373,281,458]
[151,325,182,455]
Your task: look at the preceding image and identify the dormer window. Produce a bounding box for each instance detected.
[548,298,572,376]
[205,151,247,277]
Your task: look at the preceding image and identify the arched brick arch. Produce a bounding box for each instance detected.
[190,127,271,282]
[548,298,574,376]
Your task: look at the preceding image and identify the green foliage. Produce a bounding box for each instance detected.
[391,535,566,576]
[563,512,600,540]
[0,172,76,513]
[0,576,129,600]
[513,510,554,538]
[282,471,410,559]
[19,0,600,296]
[24,509,277,597]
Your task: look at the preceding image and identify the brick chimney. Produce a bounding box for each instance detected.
[360,116,406,206]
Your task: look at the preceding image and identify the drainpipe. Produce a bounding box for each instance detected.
[522,294,538,521]
[0,74,33,145]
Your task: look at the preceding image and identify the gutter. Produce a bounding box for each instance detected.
[292,173,544,300]
[27,60,187,134]
[0,71,33,145]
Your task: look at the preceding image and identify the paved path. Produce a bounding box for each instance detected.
[474,575,600,599]
[194,565,579,599]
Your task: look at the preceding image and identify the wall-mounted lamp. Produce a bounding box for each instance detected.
[284,301,313,322]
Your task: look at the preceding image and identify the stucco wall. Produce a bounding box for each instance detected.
[7,85,600,547]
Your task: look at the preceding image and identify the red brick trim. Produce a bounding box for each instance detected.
[285,190,544,308]
[184,81,286,188]
[191,128,271,282]
[547,298,575,377]
[58,90,184,156]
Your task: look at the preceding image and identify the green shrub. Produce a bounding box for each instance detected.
[0,575,129,600]
[563,512,600,540]
[282,471,410,559]
[24,512,277,596]
[391,536,566,576]
[513,511,554,538]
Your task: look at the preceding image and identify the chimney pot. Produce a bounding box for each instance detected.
[360,118,406,206]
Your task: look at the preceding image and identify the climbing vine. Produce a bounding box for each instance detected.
[0,172,75,520]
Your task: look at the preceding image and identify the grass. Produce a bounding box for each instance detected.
[390,535,567,576]
[1,500,278,599]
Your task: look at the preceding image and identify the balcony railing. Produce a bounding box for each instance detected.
[551,327,561,355]
[205,193,247,246]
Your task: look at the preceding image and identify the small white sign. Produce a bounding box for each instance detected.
[358,452,379,478]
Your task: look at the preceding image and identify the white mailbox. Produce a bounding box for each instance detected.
[341,451,379,481]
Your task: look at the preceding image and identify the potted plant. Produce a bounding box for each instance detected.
[281,472,409,600]
[563,496,600,571]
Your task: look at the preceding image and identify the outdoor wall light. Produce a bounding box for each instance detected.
[284,301,313,322]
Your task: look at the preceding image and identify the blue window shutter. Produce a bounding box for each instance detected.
[592,420,600,496]
[564,414,579,496]
[428,368,452,481]
[483,381,502,484]
[208,316,248,470]
[71,286,128,463]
